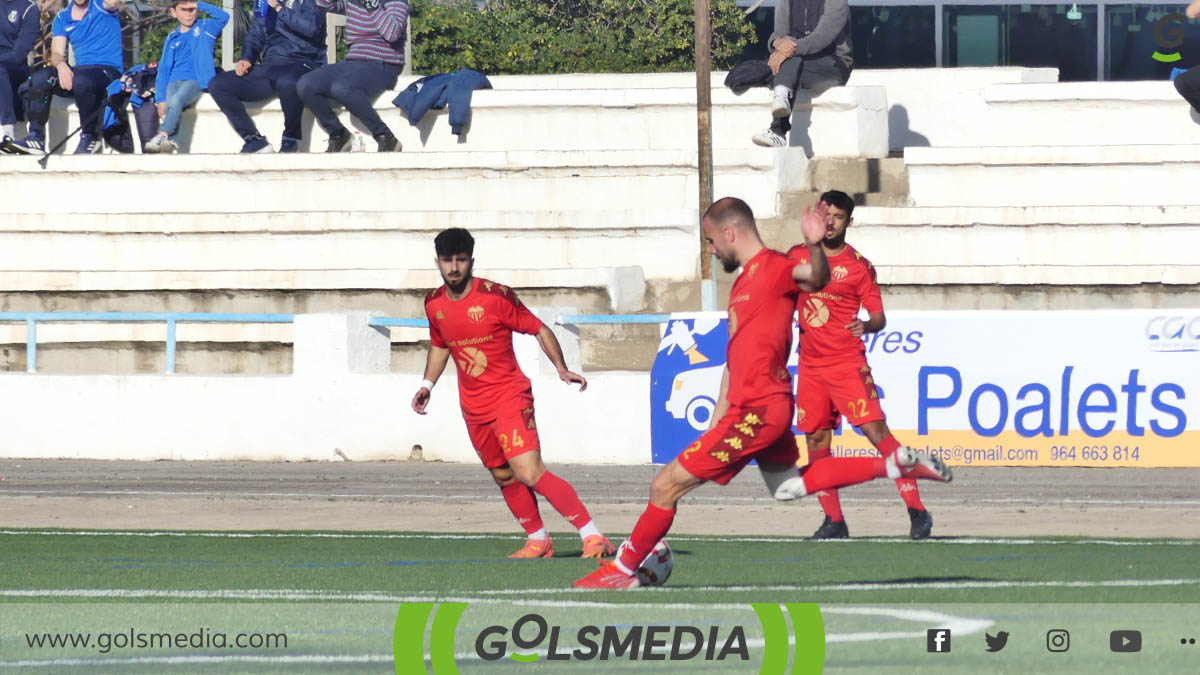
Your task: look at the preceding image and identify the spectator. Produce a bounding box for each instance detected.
[7,0,125,154]
[1174,0,1200,116]
[0,0,38,149]
[144,0,229,153]
[297,0,406,152]
[752,0,853,148]
[207,0,327,153]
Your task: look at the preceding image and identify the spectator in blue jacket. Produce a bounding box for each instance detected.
[207,0,326,153]
[8,0,125,154]
[0,0,38,149]
[298,0,407,152]
[144,0,229,153]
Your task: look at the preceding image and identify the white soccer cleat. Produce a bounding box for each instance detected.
[751,129,787,148]
[894,446,953,483]
[771,92,792,118]
[773,475,808,501]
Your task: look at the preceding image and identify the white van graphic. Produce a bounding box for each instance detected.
[664,364,725,431]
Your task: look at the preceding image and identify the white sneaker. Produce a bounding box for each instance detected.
[752,129,787,148]
[773,475,808,501]
[771,92,792,118]
[144,135,175,154]
[894,446,953,483]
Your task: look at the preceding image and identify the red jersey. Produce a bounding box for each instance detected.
[725,247,799,406]
[425,277,545,421]
[786,243,883,367]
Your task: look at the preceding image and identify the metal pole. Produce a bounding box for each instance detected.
[695,0,718,311]
[26,318,36,373]
[222,0,234,69]
[166,318,177,374]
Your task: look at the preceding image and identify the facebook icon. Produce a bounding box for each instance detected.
[927,628,952,652]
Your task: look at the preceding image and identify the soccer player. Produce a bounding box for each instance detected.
[574,197,951,589]
[412,227,615,559]
[788,190,933,540]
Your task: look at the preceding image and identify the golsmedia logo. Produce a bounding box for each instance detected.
[1152,13,1187,63]
[394,602,825,673]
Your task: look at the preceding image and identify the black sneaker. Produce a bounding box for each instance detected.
[7,134,46,154]
[808,516,849,540]
[279,136,299,153]
[240,134,273,153]
[908,507,933,540]
[373,131,400,152]
[0,135,18,154]
[325,128,352,153]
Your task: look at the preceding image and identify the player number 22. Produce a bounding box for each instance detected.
[847,399,869,419]
[498,430,525,452]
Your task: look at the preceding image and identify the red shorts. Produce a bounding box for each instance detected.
[465,403,541,468]
[794,359,885,434]
[676,394,798,485]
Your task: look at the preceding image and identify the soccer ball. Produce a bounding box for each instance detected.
[617,539,674,586]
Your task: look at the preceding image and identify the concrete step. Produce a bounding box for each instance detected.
[0,209,701,284]
[905,145,1200,207]
[984,81,1200,147]
[0,149,786,218]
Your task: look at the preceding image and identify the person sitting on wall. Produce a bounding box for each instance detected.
[297,0,406,152]
[207,0,328,153]
[752,0,854,148]
[0,0,38,151]
[144,0,229,153]
[1173,0,1200,117]
[7,0,126,155]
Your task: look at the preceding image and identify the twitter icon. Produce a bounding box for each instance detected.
[985,632,1010,652]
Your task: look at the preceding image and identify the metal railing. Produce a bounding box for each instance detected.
[1,312,676,375]
[0,312,295,374]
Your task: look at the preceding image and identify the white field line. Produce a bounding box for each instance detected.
[3,578,1197,603]
[4,489,1199,507]
[1,529,1198,546]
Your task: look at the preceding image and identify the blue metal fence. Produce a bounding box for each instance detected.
[0,312,674,374]
[0,312,296,374]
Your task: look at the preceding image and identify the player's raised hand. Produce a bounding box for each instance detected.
[845,319,865,337]
[800,200,829,246]
[559,369,588,392]
[411,387,431,414]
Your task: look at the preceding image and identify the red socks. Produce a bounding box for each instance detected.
[802,456,888,494]
[531,471,592,529]
[807,447,844,521]
[876,433,925,510]
[499,482,543,535]
[619,502,675,572]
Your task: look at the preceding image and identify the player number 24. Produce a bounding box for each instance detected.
[498,430,525,452]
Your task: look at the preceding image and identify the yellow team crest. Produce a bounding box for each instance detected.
[457,347,488,377]
[467,305,486,323]
[831,266,848,282]
[728,309,738,336]
[803,297,830,328]
[435,310,445,320]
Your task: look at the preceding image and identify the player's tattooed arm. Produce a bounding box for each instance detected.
[412,345,450,414]
[846,311,886,337]
[708,367,731,430]
[791,202,831,292]
[535,324,588,391]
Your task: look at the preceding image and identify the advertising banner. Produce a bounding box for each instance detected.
[649,310,1199,467]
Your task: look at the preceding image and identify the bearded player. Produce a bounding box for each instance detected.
[413,228,615,559]
[574,197,951,589]
[788,190,934,540]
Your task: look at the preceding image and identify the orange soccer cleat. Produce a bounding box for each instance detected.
[508,537,554,559]
[580,534,615,559]
[574,561,641,589]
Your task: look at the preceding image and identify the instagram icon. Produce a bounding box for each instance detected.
[1047,629,1070,652]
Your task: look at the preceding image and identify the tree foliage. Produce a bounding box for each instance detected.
[411,0,757,74]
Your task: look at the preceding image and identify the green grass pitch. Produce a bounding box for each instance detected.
[2,529,1198,672]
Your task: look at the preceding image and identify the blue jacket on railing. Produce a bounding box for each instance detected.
[393,68,492,136]
[155,1,230,93]
[240,0,327,67]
